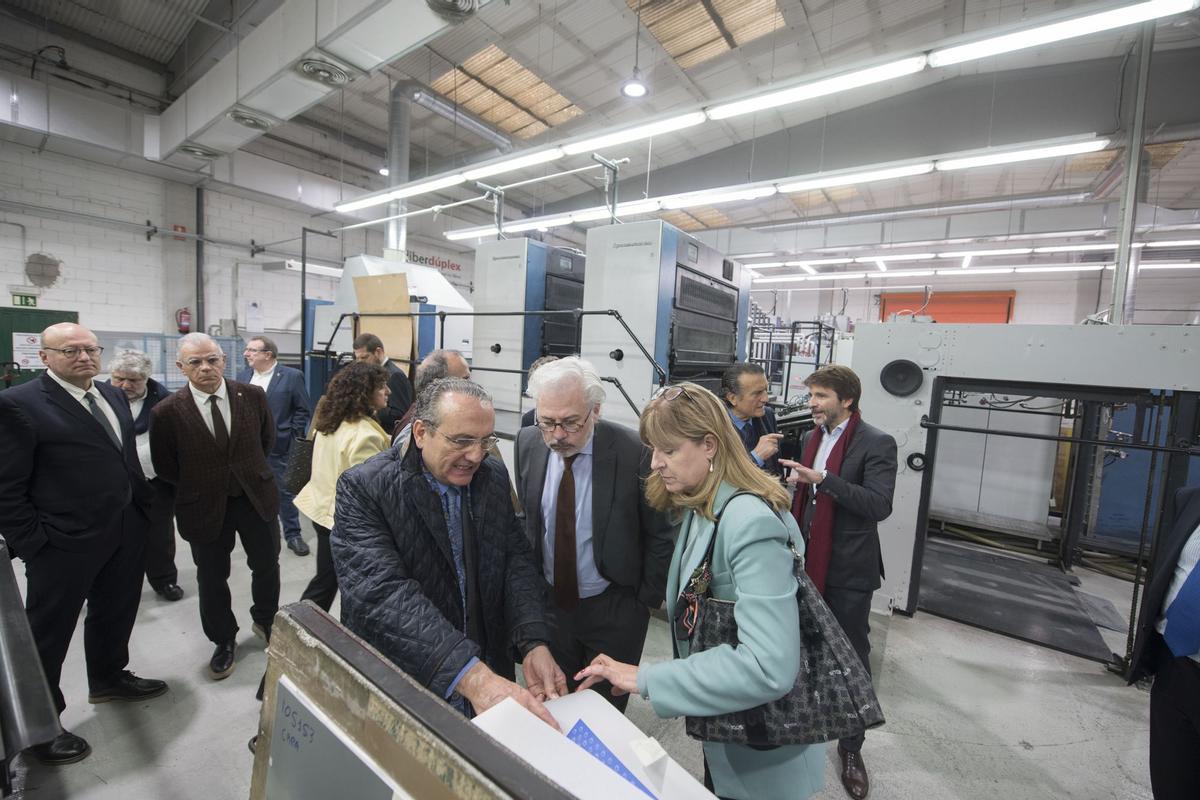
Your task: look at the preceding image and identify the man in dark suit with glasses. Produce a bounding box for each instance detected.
[0,322,166,765]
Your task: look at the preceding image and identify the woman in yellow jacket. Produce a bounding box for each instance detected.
[294,361,390,610]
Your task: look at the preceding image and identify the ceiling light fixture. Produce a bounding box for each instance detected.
[445,225,500,241]
[788,262,819,275]
[936,268,1015,275]
[853,253,936,263]
[562,112,708,156]
[880,269,936,277]
[504,215,574,233]
[1144,239,1200,248]
[732,252,777,259]
[927,0,1200,68]
[378,167,390,177]
[746,262,788,269]
[706,55,928,120]
[621,1,650,98]
[1139,262,1200,270]
[1032,243,1119,253]
[462,148,565,181]
[874,259,888,272]
[961,255,972,269]
[936,138,1110,171]
[661,186,777,209]
[778,162,934,194]
[1014,264,1109,273]
[936,247,1033,258]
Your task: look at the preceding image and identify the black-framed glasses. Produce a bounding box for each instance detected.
[44,346,103,359]
[182,355,225,368]
[535,407,593,434]
[429,426,499,452]
[243,347,267,354]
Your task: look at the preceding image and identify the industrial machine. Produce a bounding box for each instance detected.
[579,220,750,429]
[471,238,586,412]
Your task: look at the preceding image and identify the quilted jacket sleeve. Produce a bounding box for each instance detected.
[332,463,480,697]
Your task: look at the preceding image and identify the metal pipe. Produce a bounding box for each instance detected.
[195,187,205,334]
[300,227,337,378]
[1111,22,1155,325]
[919,416,1195,456]
[386,84,412,253]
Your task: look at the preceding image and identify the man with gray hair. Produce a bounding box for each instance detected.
[514,357,675,711]
[108,349,182,601]
[333,377,565,726]
[391,349,471,447]
[151,333,281,681]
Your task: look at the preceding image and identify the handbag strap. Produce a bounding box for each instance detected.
[684,491,803,599]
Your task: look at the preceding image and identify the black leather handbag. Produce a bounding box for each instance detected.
[680,492,885,747]
[282,435,315,495]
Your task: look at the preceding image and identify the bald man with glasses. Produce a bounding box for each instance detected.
[150,333,281,682]
[0,323,166,765]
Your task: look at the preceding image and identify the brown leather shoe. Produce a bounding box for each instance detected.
[838,745,870,799]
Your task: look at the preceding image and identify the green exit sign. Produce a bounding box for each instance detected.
[12,293,37,307]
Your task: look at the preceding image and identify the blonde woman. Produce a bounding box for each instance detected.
[294,361,390,610]
[576,382,825,800]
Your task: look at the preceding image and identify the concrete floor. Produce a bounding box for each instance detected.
[9,521,1153,800]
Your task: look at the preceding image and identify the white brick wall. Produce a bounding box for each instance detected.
[0,142,166,332]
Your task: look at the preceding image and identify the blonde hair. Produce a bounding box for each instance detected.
[639,382,789,519]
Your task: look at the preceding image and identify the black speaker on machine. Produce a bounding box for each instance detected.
[880,359,923,397]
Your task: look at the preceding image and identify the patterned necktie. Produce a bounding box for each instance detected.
[443,486,468,623]
[85,391,121,449]
[553,454,580,611]
[209,395,229,451]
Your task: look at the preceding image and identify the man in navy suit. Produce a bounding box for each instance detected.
[0,323,167,765]
[1130,485,1200,799]
[238,335,312,556]
[721,362,784,476]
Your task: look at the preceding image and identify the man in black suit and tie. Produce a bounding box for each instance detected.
[238,335,312,557]
[0,323,167,765]
[151,333,281,681]
[1129,485,1200,800]
[353,332,414,435]
[721,363,783,476]
[781,365,897,800]
[515,357,675,711]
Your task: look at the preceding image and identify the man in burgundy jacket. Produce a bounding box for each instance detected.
[151,333,281,681]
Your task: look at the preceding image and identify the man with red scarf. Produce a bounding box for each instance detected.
[780,365,896,800]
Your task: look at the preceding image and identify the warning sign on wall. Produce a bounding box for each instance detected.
[12,332,45,369]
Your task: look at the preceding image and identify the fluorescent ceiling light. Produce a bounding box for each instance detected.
[706,56,928,120]
[378,167,389,177]
[568,199,663,223]
[753,275,810,284]
[732,252,777,259]
[936,138,1109,171]
[779,162,934,194]
[805,258,855,266]
[786,262,819,275]
[1014,265,1107,273]
[445,226,499,241]
[936,268,1015,275]
[661,186,777,209]
[928,0,1200,68]
[504,215,573,233]
[337,173,467,213]
[823,272,868,281]
[961,256,972,269]
[882,269,936,277]
[1145,239,1200,248]
[1033,243,1119,253]
[873,259,888,272]
[747,262,788,268]
[937,248,1032,258]
[853,253,936,263]
[1140,262,1200,270]
[562,112,707,155]
[462,148,565,181]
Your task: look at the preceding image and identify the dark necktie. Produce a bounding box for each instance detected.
[553,454,579,611]
[741,420,756,452]
[85,391,121,449]
[209,395,229,451]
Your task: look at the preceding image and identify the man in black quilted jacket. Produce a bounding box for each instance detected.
[332,377,566,727]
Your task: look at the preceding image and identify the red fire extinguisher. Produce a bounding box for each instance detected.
[175,307,192,334]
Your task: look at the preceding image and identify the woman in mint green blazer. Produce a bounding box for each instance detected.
[577,382,825,800]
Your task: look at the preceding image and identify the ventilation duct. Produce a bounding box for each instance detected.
[156,0,491,165]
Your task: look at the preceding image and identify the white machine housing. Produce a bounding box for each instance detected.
[579,220,751,430]
[851,323,1196,615]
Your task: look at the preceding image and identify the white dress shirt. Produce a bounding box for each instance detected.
[128,392,156,479]
[1156,522,1200,662]
[813,417,849,473]
[249,366,274,391]
[189,379,231,439]
[47,369,122,446]
[540,433,609,599]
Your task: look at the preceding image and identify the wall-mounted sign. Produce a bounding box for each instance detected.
[12,293,36,307]
[12,332,45,369]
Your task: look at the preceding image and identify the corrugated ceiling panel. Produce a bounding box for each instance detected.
[6,0,209,63]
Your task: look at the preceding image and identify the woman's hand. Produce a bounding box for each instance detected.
[574,654,639,697]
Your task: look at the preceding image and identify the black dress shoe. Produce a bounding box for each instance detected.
[89,671,168,703]
[28,731,91,765]
[155,583,184,601]
[209,640,237,680]
[286,537,310,556]
[838,745,870,799]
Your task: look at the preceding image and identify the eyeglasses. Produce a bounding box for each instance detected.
[653,384,697,403]
[243,347,266,354]
[428,426,499,452]
[535,407,594,434]
[44,346,103,359]
[182,355,225,368]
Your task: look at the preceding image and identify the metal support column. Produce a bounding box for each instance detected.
[385,85,412,253]
[1110,22,1155,324]
[195,187,205,333]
